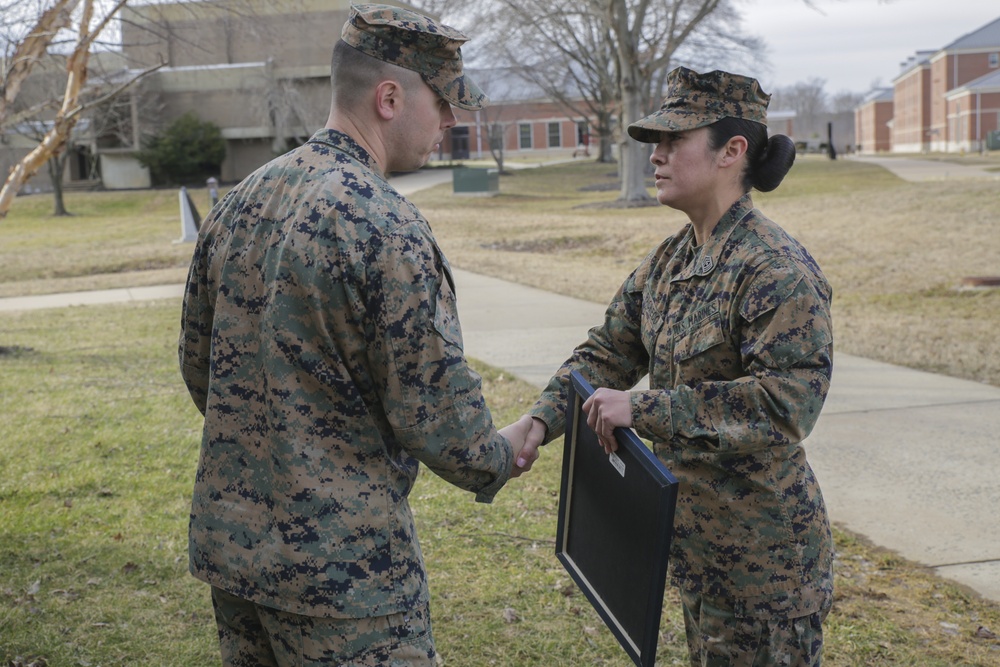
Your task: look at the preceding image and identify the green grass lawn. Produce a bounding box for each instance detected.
[3,301,999,666]
[2,159,1000,665]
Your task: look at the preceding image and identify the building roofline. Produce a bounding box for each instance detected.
[944,69,1000,98]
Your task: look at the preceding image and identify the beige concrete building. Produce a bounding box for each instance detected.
[5,0,602,192]
[117,0,386,186]
[117,0,606,186]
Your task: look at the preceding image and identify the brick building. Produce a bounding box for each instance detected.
[927,18,1000,152]
[854,88,894,154]
[888,51,934,153]
[943,69,1000,152]
[857,15,1000,154]
[447,68,596,162]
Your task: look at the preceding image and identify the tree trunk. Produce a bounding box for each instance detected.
[597,133,614,163]
[0,0,141,219]
[594,110,615,163]
[0,0,80,130]
[48,152,70,216]
[488,123,506,173]
[617,84,652,202]
[0,116,78,218]
[608,0,653,204]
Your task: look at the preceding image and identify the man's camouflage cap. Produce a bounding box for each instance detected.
[628,67,770,143]
[341,3,487,110]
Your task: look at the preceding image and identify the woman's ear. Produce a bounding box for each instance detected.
[373,79,402,120]
[719,135,748,167]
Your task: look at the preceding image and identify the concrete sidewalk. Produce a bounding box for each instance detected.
[847,154,1000,181]
[3,162,999,604]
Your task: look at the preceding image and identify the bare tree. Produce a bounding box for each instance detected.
[466,68,525,173]
[0,0,163,219]
[247,60,324,154]
[830,89,866,114]
[1,0,80,134]
[603,0,735,203]
[443,1,757,205]
[481,1,619,164]
[4,47,155,216]
[770,78,829,127]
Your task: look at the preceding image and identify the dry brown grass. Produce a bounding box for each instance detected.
[413,155,1000,388]
[0,187,196,298]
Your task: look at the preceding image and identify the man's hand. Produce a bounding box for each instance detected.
[514,416,546,477]
[582,388,631,454]
[499,415,546,478]
[498,415,533,478]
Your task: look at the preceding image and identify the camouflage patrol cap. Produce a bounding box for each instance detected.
[628,67,770,143]
[341,3,487,110]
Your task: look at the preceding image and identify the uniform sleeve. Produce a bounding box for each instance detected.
[178,231,215,416]
[366,221,512,503]
[529,265,650,443]
[631,259,833,452]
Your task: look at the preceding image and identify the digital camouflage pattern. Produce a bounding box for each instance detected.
[628,67,770,143]
[530,193,834,619]
[179,128,513,619]
[342,3,487,110]
[680,589,828,667]
[212,587,436,666]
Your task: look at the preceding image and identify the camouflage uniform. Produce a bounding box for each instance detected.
[178,4,505,662]
[531,68,834,665]
[180,124,512,618]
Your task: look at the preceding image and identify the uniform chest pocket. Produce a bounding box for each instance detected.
[672,307,725,363]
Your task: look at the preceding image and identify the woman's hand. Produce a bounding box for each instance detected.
[582,388,631,454]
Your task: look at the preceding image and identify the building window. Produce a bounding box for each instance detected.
[990,52,999,68]
[548,122,561,148]
[450,126,470,160]
[519,123,532,149]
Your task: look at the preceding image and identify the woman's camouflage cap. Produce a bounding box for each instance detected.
[628,67,770,143]
[341,3,487,110]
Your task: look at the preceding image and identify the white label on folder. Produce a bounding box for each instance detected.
[608,451,626,477]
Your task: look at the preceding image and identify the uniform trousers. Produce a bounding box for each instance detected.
[210,587,437,667]
[680,590,831,667]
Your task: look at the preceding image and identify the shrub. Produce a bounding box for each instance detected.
[137,112,226,186]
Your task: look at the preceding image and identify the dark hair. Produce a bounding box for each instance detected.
[706,117,795,193]
[329,40,421,111]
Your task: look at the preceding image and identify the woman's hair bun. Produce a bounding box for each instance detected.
[752,134,796,192]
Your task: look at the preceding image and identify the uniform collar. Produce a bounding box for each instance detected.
[673,193,754,281]
[307,128,385,179]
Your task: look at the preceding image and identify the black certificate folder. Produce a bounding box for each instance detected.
[556,371,679,667]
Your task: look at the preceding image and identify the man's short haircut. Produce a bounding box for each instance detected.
[330,40,423,112]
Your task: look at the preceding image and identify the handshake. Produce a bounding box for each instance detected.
[497,415,546,479]
[498,387,631,479]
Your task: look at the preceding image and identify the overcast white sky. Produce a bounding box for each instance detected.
[739,0,1000,94]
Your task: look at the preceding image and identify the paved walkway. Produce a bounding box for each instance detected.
[847,154,1000,181]
[3,161,999,604]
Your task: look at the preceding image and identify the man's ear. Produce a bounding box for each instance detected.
[719,135,748,167]
[374,80,402,121]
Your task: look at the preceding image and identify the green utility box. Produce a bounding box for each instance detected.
[453,167,499,195]
[987,131,1000,151]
